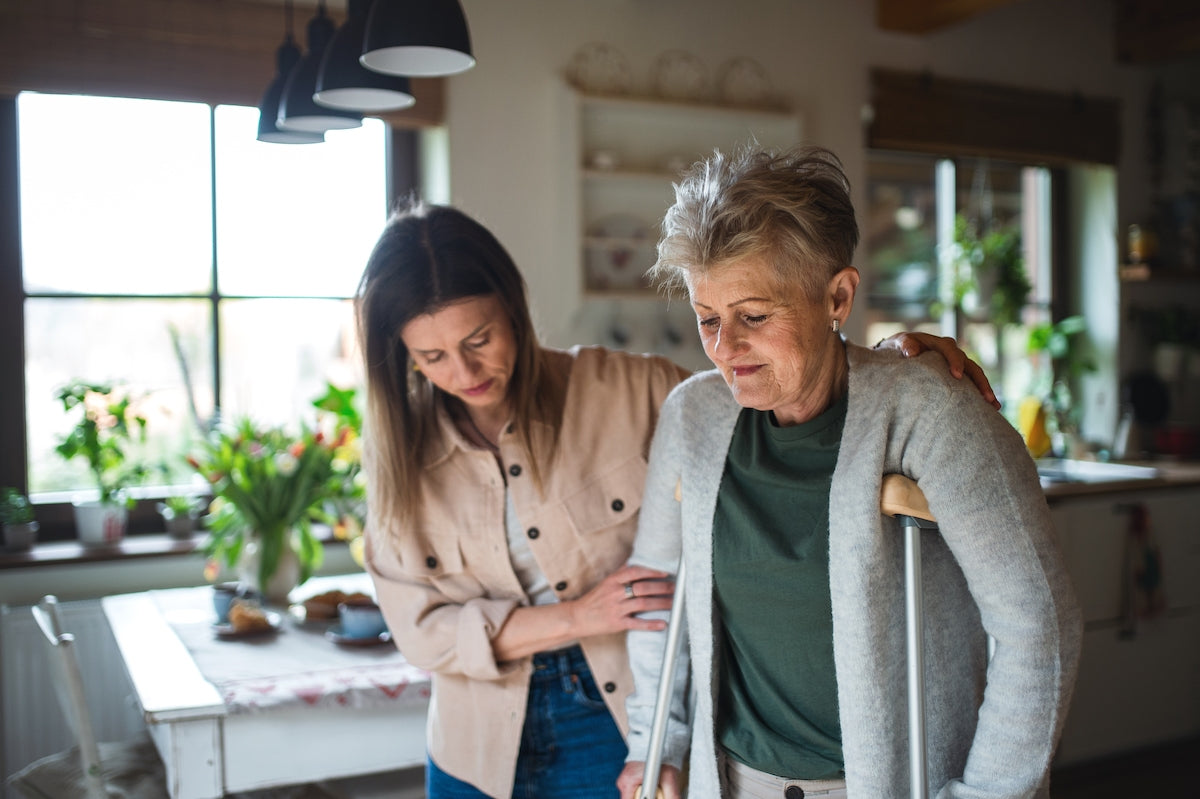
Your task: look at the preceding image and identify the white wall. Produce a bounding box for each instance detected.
[434,0,1170,349]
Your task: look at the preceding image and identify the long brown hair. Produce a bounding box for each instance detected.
[355,201,564,530]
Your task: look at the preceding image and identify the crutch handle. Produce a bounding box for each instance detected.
[881,474,936,524]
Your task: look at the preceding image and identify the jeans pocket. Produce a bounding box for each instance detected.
[569,670,610,711]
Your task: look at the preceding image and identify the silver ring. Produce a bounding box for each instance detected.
[624,582,635,600]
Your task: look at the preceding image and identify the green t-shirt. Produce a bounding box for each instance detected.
[713,396,847,780]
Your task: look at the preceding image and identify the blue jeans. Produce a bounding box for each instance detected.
[426,645,627,798]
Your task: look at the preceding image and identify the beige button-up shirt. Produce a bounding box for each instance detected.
[365,346,688,798]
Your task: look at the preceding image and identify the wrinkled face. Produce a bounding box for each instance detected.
[400,295,518,418]
[688,256,857,426]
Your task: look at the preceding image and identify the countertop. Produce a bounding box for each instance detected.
[1040,459,1200,500]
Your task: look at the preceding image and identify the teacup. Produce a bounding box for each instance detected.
[213,582,257,623]
[338,599,387,640]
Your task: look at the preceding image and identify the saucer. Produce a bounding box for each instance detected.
[325,624,392,647]
[213,610,283,640]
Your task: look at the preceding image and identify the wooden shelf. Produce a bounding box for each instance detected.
[1120,263,1200,282]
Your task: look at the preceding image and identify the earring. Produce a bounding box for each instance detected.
[412,362,421,373]
[831,318,840,333]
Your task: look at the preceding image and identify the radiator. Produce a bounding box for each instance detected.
[1,599,146,799]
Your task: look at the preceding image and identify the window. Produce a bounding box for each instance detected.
[863,150,1055,419]
[9,93,390,535]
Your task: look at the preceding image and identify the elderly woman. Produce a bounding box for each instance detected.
[617,146,1082,799]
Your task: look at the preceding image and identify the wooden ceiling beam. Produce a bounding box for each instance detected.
[876,0,1026,34]
[1115,0,1200,64]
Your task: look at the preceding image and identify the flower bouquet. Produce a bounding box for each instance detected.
[189,417,341,600]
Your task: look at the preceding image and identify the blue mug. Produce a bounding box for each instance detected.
[338,600,387,639]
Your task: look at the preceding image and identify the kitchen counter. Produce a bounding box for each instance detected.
[1039,459,1200,500]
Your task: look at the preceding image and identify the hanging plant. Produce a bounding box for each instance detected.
[953,214,1031,328]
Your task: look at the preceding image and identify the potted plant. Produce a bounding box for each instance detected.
[157,494,203,539]
[54,381,150,546]
[311,382,367,567]
[953,215,1031,328]
[188,417,341,603]
[1025,315,1097,457]
[1,487,39,550]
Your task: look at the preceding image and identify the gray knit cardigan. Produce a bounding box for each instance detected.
[625,344,1082,798]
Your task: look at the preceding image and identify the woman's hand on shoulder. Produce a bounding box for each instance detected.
[566,565,674,640]
[875,332,1001,410]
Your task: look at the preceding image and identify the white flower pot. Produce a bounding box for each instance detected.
[237,536,303,604]
[74,501,128,546]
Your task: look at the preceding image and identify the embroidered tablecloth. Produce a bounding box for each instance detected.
[150,574,431,715]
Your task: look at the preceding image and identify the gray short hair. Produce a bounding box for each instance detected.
[649,144,859,302]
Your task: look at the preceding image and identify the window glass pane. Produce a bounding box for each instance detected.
[17,93,213,295]
[864,151,940,323]
[25,298,212,495]
[213,106,387,298]
[220,298,361,426]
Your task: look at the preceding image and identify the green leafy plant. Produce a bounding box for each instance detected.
[0,488,35,526]
[188,418,341,590]
[1027,315,1097,433]
[953,215,1031,327]
[158,493,203,520]
[54,381,150,507]
[311,382,366,557]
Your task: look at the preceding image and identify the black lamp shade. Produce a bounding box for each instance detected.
[258,37,325,144]
[360,0,475,77]
[278,5,363,132]
[314,0,416,112]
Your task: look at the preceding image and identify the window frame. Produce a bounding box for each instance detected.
[0,94,419,541]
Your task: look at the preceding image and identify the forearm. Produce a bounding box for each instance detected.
[490,602,580,662]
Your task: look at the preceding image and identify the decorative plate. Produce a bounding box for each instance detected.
[585,214,656,291]
[716,57,773,106]
[651,50,709,102]
[566,43,633,95]
[213,610,283,640]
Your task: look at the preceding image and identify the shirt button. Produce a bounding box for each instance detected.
[425,556,438,569]
[509,464,522,477]
[554,581,567,591]
[785,786,805,799]
[527,528,540,540]
[611,498,625,512]
[603,681,617,693]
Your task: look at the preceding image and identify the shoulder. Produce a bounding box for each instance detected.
[566,345,689,384]
[846,342,970,407]
[661,368,736,420]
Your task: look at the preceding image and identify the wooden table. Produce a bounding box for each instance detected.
[101,573,430,799]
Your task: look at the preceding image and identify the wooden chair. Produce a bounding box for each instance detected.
[7,595,426,799]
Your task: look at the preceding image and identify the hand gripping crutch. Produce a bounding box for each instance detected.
[634,558,687,799]
[880,474,939,799]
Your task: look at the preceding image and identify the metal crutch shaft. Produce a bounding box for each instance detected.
[636,559,687,799]
[881,474,938,799]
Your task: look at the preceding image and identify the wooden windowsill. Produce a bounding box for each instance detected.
[0,533,205,570]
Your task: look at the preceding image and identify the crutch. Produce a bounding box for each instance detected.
[635,558,687,799]
[881,474,939,799]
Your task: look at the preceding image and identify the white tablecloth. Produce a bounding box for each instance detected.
[149,576,430,715]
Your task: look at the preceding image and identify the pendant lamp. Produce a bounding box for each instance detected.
[314,0,416,112]
[257,2,324,143]
[360,0,475,78]
[278,1,363,132]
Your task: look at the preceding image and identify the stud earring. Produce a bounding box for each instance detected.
[831,318,840,333]
[412,362,421,373]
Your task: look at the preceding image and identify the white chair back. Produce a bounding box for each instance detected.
[31,595,108,799]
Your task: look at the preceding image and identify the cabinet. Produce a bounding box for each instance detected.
[562,88,802,297]
[1048,486,1200,765]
